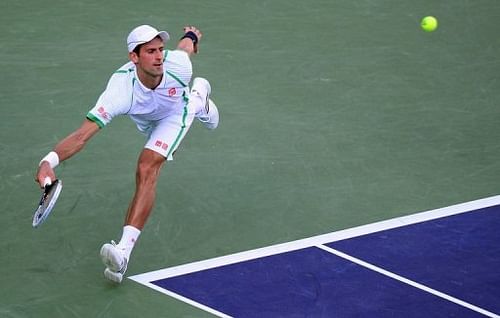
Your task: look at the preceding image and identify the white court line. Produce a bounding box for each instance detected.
[317,244,500,318]
[129,195,500,317]
[130,195,500,282]
[136,282,233,318]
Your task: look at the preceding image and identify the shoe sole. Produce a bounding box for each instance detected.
[104,268,123,283]
[100,244,124,272]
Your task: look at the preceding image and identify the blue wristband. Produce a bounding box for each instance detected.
[181,31,198,44]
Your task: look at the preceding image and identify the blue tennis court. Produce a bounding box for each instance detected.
[130,197,500,317]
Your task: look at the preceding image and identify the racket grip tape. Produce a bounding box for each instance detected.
[43,177,52,187]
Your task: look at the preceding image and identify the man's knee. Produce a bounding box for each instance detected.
[136,149,166,184]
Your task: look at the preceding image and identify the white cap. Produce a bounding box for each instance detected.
[126,25,170,52]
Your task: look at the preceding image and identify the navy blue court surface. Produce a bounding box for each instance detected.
[131,197,500,317]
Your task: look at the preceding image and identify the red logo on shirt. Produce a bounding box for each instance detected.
[168,87,176,96]
[97,106,110,120]
[162,143,168,150]
[155,140,162,147]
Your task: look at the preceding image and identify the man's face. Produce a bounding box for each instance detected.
[130,37,164,78]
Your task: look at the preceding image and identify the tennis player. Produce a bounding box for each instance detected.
[35,24,219,283]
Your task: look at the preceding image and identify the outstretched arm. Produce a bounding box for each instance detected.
[35,119,100,187]
[176,26,203,56]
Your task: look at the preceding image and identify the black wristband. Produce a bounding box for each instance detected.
[181,31,198,44]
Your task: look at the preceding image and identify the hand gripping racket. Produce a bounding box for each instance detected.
[32,177,63,228]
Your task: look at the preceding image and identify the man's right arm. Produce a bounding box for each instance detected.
[53,119,100,161]
[36,119,100,187]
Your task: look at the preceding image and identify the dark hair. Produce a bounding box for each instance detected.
[133,43,143,55]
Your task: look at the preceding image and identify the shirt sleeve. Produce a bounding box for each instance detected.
[86,69,134,128]
[164,50,193,88]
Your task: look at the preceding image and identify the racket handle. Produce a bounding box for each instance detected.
[43,176,52,187]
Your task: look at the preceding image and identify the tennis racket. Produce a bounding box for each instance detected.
[32,177,63,228]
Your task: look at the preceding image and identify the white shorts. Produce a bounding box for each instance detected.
[142,104,196,160]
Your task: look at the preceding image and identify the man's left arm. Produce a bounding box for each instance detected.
[176,26,202,56]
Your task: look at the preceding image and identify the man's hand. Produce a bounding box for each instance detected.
[36,161,56,188]
[183,26,202,41]
[177,26,203,55]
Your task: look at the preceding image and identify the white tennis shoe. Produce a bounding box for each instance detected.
[100,241,128,283]
[103,266,127,283]
[192,77,219,130]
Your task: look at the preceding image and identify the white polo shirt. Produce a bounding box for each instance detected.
[87,49,192,133]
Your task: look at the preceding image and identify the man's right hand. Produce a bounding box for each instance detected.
[35,161,56,188]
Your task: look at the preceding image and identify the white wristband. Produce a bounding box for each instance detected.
[39,151,60,169]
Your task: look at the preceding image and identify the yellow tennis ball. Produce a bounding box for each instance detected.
[421,16,438,32]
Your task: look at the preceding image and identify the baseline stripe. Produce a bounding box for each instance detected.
[317,244,500,318]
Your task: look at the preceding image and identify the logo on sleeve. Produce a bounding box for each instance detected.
[97,106,110,120]
[168,87,176,96]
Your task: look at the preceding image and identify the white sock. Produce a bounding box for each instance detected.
[116,225,141,260]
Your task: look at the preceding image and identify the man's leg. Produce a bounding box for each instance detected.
[100,79,215,283]
[125,148,166,228]
[100,149,166,283]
